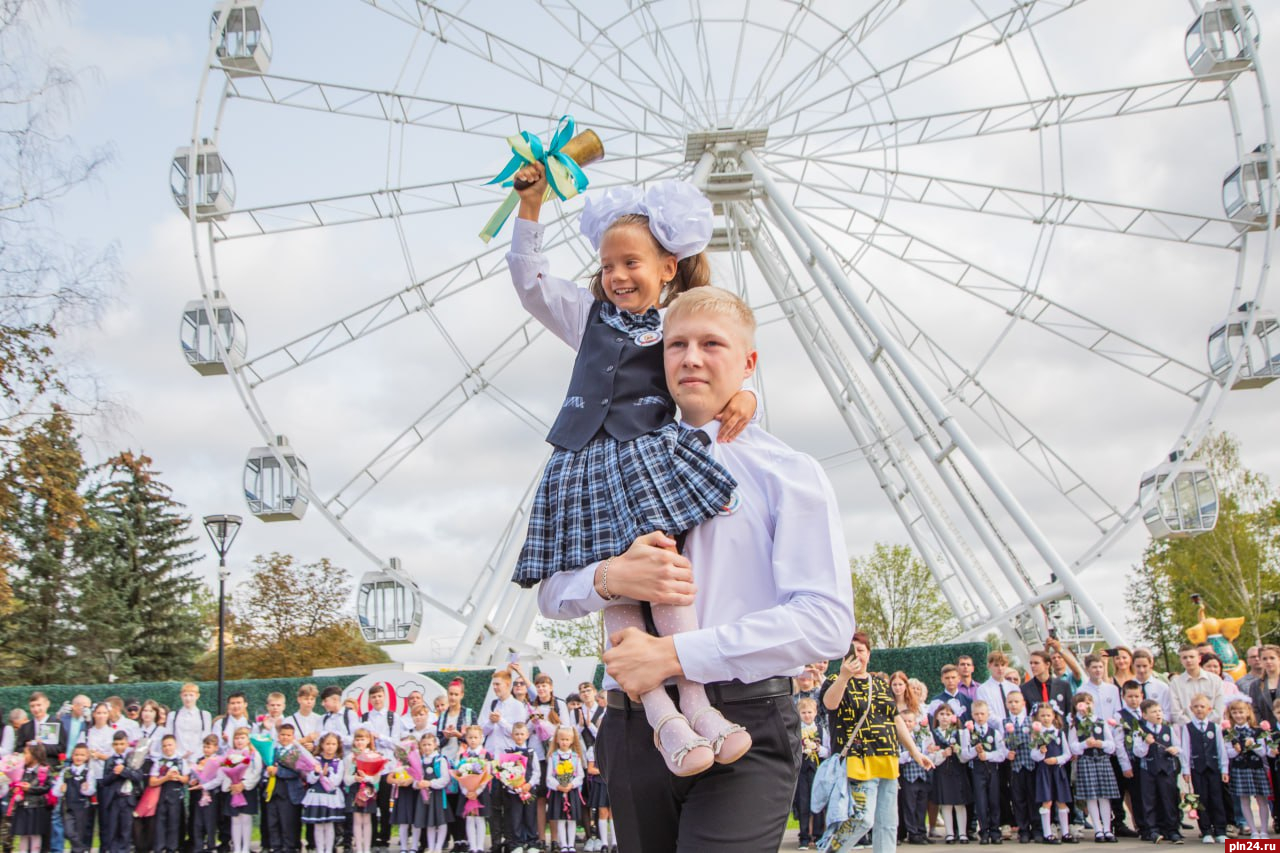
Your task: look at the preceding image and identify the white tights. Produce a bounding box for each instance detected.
[17,837,42,853]
[397,824,419,852]
[1240,796,1272,837]
[465,815,487,852]
[423,825,448,852]
[313,824,335,853]
[353,813,373,853]
[554,819,574,849]
[939,805,968,840]
[1086,799,1113,837]
[230,815,253,853]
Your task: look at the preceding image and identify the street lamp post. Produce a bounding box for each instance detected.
[103,648,122,684]
[202,514,242,712]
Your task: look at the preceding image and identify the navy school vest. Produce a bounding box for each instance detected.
[546,301,675,452]
[1186,722,1220,773]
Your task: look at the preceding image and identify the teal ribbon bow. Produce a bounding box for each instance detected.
[479,115,590,242]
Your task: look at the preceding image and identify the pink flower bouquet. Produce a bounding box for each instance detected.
[451,756,491,817]
[496,753,532,803]
[191,756,222,807]
[221,751,253,808]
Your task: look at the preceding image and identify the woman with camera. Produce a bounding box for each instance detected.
[820,633,934,853]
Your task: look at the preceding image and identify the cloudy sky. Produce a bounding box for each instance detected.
[27,0,1280,662]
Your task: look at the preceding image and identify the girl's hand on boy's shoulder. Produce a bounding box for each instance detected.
[714,390,756,443]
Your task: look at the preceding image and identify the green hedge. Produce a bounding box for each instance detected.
[0,643,986,716]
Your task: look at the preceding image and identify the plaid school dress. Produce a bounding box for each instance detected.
[513,303,736,585]
[1226,725,1272,797]
[1070,718,1120,800]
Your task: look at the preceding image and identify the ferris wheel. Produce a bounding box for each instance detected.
[174,0,1277,663]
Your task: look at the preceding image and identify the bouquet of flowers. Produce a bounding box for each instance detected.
[932,725,961,755]
[401,741,428,803]
[496,752,532,802]
[1074,717,1096,741]
[1183,792,1202,822]
[353,752,388,808]
[221,751,253,808]
[800,724,822,764]
[1118,716,1143,752]
[1226,723,1259,754]
[190,756,222,807]
[1029,722,1057,751]
[451,755,491,817]
[3,757,30,817]
[278,745,317,777]
[553,756,577,817]
[250,735,278,802]
[386,766,413,811]
[1258,720,1278,753]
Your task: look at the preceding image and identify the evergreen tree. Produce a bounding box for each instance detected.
[0,406,86,681]
[75,451,206,681]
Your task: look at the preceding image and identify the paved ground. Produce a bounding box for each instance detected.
[774,833,1270,851]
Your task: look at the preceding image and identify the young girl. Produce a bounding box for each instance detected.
[301,733,347,853]
[455,726,492,853]
[1225,699,1272,839]
[417,733,452,853]
[1030,703,1075,844]
[544,727,585,853]
[345,729,384,853]
[390,738,423,853]
[926,704,972,843]
[506,165,755,776]
[583,717,612,853]
[12,743,53,853]
[1066,693,1120,844]
[220,728,262,853]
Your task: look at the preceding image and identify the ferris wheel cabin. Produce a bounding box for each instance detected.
[1185,2,1259,78]
[1208,302,1280,389]
[180,292,246,376]
[170,140,235,220]
[1222,144,1276,232]
[356,558,425,645]
[244,436,310,522]
[1138,452,1219,540]
[211,0,271,77]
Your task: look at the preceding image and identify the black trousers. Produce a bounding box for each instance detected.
[156,796,186,853]
[505,793,537,846]
[899,778,931,839]
[103,799,135,853]
[1139,770,1180,837]
[63,806,92,853]
[266,797,301,853]
[791,760,823,846]
[971,761,1001,838]
[1010,769,1038,839]
[487,784,508,850]
[374,778,393,845]
[1118,759,1144,834]
[1188,766,1228,837]
[598,693,800,853]
[217,792,231,853]
[192,802,218,853]
[1108,756,1127,831]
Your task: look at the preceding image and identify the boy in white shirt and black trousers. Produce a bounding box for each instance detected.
[359,684,400,851]
[482,669,529,853]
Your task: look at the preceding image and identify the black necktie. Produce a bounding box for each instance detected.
[1140,682,1148,699]
[1001,687,1011,716]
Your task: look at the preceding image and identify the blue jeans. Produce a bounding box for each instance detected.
[821,776,900,853]
[51,802,65,851]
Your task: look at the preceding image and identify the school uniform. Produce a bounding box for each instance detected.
[790,722,828,848]
[1113,708,1145,836]
[1132,722,1181,840]
[1029,728,1071,805]
[925,690,973,725]
[544,750,585,824]
[1226,724,1271,798]
[167,706,211,853]
[360,708,400,847]
[963,723,1008,842]
[1019,677,1073,719]
[433,708,474,764]
[417,753,453,829]
[60,763,96,853]
[452,748,491,820]
[190,757,223,853]
[267,746,305,853]
[99,753,144,853]
[499,745,540,847]
[220,750,262,817]
[319,709,358,754]
[1003,714,1039,841]
[1180,719,1229,838]
[929,727,973,808]
[152,757,193,853]
[300,759,347,825]
[480,697,525,850]
[1066,718,1120,801]
[898,729,933,843]
[210,715,250,853]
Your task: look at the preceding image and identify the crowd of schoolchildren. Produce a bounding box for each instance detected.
[0,666,613,853]
[794,644,1280,849]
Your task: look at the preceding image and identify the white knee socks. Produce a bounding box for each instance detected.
[1040,807,1053,839]
[598,817,612,847]
[1058,806,1071,838]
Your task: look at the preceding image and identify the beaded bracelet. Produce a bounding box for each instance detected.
[599,556,621,601]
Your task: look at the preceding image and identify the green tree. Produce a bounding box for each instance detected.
[1125,556,1180,672]
[850,543,957,648]
[1141,433,1280,649]
[0,407,86,681]
[537,612,605,660]
[206,552,389,679]
[74,451,207,681]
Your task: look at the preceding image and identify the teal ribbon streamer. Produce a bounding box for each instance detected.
[480,115,589,242]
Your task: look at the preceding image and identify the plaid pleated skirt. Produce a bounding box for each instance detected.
[1072,752,1119,800]
[1228,762,1271,797]
[512,424,737,587]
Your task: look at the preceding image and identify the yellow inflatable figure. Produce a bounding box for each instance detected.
[1185,596,1247,681]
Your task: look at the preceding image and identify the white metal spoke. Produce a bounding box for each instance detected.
[225,72,679,146]
[773,76,1234,155]
[326,319,549,517]
[777,157,1245,249]
[784,169,1216,397]
[359,0,684,136]
[764,0,1091,135]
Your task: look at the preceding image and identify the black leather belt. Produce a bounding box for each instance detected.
[607,675,794,711]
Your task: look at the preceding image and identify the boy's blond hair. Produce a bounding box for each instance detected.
[796,696,818,712]
[664,286,756,346]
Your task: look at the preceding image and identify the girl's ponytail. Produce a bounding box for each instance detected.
[661,251,710,305]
